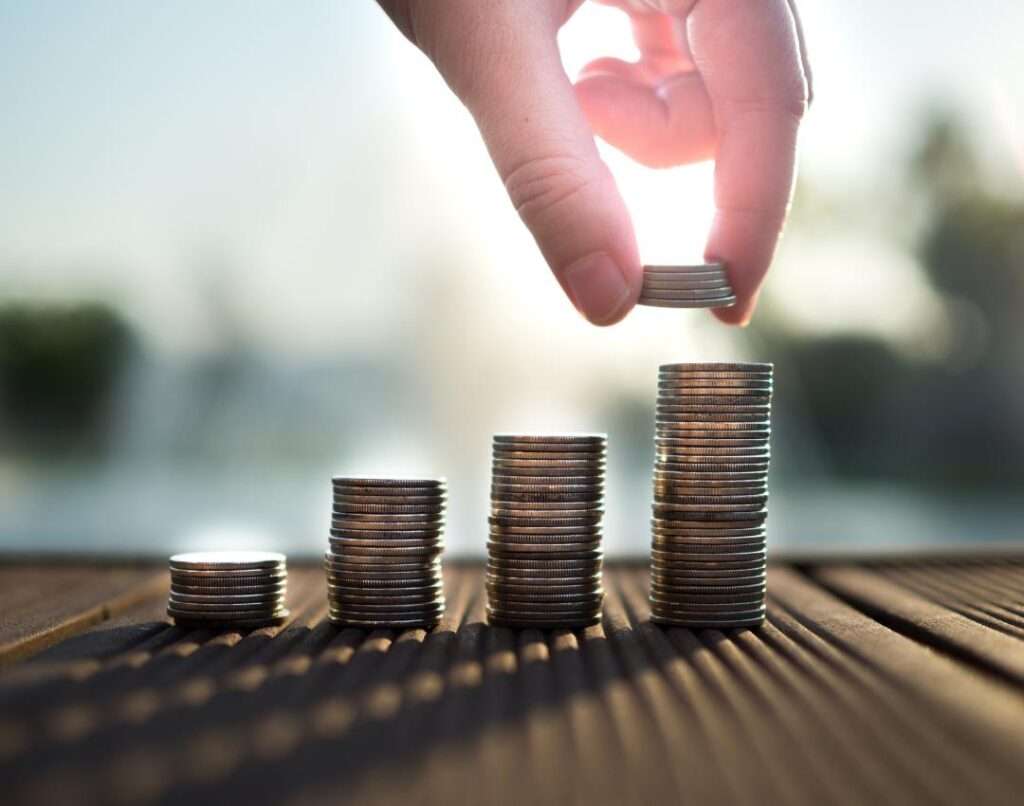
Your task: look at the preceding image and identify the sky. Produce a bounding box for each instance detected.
[0,0,1022,360]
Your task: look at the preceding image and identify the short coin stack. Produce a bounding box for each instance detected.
[167,551,288,627]
[327,477,446,628]
[650,362,772,628]
[487,434,606,628]
[638,263,736,309]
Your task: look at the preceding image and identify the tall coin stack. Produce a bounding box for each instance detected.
[167,551,289,627]
[487,434,606,628]
[650,362,772,628]
[637,263,736,309]
[326,477,446,628]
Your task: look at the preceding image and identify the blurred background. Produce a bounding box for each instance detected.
[1,0,1022,558]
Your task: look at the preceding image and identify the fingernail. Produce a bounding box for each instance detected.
[563,252,632,325]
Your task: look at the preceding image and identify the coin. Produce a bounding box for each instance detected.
[332,476,444,488]
[639,296,736,309]
[332,503,445,516]
[493,433,605,445]
[169,551,285,571]
[491,507,602,520]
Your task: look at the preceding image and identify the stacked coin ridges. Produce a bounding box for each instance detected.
[638,263,736,308]
[327,477,446,628]
[487,434,606,628]
[650,362,772,628]
[168,551,288,627]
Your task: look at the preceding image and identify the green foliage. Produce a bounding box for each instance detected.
[0,302,136,457]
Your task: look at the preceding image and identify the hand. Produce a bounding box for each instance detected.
[377,0,811,326]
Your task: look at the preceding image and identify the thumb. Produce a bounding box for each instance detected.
[422,8,641,325]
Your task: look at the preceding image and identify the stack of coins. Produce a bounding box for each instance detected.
[167,551,288,627]
[487,434,606,628]
[638,263,736,308]
[326,477,446,628]
[650,362,772,628]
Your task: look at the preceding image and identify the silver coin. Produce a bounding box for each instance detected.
[644,261,726,272]
[649,590,765,608]
[327,592,442,608]
[651,514,766,528]
[328,524,445,539]
[657,374,773,387]
[328,534,443,548]
[654,491,768,504]
[651,550,766,565]
[651,575,766,590]
[491,503,604,516]
[650,600,766,617]
[657,447,771,461]
[489,522,600,536]
[654,433,770,447]
[654,474,768,487]
[650,540,766,557]
[657,414,770,426]
[643,280,733,294]
[653,472,767,485]
[653,496,768,510]
[170,581,287,596]
[487,603,602,618]
[653,508,767,523]
[492,479,603,493]
[329,605,445,621]
[492,462,605,476]
[323,553,442,568]
[656,464,769,477]
[649,613,764,629]
[651,560,766,576]
[486,574,601,589]
[329,544,443,558]
[651,522,766,537]
[487,561,602,576]
[167,571,285,585]
[326,578,442,593]
[169,551,285,570]
[328,603,444,617]
[170,611,289,628]
[168,588,284,603]
[638,296,736,308]
[655,428,771,442]
[167,607,287,623]
[333,489,445,503]
[494,433,605,445]
[325,570,441,586]
[490,489,603,506]
[332,502,445,516]
[489,513,602,527]
[640,286,737,300]
[332,476,444,488]
[489,534,602,549]
[492,447,606,460]
[330,510,444,523]
[658,379,772,392]
[488,542,602,557]
[661,362,771,373]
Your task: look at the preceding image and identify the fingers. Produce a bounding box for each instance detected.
[574,8,713,168]
[576,66,715,167]
[687,0,809,324]
[410,2,641,325]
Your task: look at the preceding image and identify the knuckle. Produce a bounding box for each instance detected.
[503,153,596,224]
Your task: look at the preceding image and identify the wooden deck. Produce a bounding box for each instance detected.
[1,557,1023,805]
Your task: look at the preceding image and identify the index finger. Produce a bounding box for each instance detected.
[687,0,809,324]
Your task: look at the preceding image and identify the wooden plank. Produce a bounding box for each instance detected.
[812,565,1024,684]
[769,566,1024,777]
[0,566,167,667]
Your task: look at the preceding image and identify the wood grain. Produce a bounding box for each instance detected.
[0,559,1022,805]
